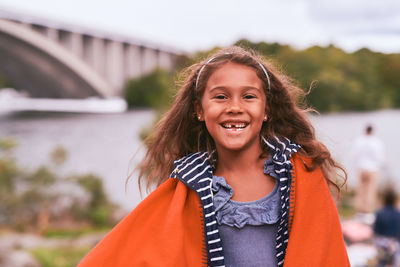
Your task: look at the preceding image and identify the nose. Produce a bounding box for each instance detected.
[226,97,243,114]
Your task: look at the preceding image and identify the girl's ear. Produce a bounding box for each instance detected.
[264,106,270,118]
[194,101,204,121]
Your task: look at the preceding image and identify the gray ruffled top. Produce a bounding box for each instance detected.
[212,163,280,228]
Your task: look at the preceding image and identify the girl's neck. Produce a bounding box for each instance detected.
[214,143,266,178]
[214,143,276,202]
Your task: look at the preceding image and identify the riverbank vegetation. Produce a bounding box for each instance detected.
[124,40,400,113]
[0,137,119,233]
[0,137,119,266]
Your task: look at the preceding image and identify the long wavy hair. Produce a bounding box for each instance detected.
[137,46,346,193]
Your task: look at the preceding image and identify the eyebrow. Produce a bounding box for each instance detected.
[208,86,262,93]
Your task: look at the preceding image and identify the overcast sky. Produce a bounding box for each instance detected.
[0,0,399,54]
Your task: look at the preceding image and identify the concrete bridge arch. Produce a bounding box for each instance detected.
[0,11,182,98]
[0,18,110,98]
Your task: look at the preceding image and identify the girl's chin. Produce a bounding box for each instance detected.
[216,141,260,153]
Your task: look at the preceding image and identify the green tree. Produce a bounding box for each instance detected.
[230,40,400,112]
[379,53,400,107]
[124,68,173,109]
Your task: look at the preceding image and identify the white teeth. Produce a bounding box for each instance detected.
[222,123,247,129]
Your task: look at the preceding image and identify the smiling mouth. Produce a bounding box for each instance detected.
[221,122,248,131]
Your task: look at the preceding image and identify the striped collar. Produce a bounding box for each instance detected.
[170,137,301,267]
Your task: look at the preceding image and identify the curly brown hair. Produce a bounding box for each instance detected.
[136,46,346,193]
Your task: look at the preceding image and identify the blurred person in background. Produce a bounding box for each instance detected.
[374,188,400,267]
[352,125,385,221]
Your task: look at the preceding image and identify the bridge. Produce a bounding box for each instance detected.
[0,9,183,98]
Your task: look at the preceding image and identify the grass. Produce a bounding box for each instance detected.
[43,227,110,239]
[30,246,91,267]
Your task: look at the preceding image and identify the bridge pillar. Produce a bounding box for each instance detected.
[90,37,107,78]
[105,40,124,95]
[142,47,158,75]
[59,31,83,58]
[46,28,59,42]
[124,44,142,80]
[158,51,173,71]
[82,36,105,77]
[70,33,83,58]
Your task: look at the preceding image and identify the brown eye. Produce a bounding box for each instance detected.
[244,94,256,99]
[214,95,227,100]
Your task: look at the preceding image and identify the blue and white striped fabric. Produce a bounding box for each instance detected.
[170,137,301,267]
[264,137,301,266]
[171,151,224,267]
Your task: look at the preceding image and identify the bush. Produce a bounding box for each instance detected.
[124,68,173,109]
[74,174,116,227]
[0,139,119,232]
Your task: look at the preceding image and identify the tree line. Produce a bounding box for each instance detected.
[125,39,400,113]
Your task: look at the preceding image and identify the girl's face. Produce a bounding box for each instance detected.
[197,62,267,154]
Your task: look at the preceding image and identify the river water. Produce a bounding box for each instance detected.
[1,109,399,211]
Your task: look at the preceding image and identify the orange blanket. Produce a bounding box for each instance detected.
[78,155,349,266]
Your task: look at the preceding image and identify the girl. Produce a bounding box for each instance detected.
[78,46,350,266]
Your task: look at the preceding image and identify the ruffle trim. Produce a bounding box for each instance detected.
[212,174,280,229]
